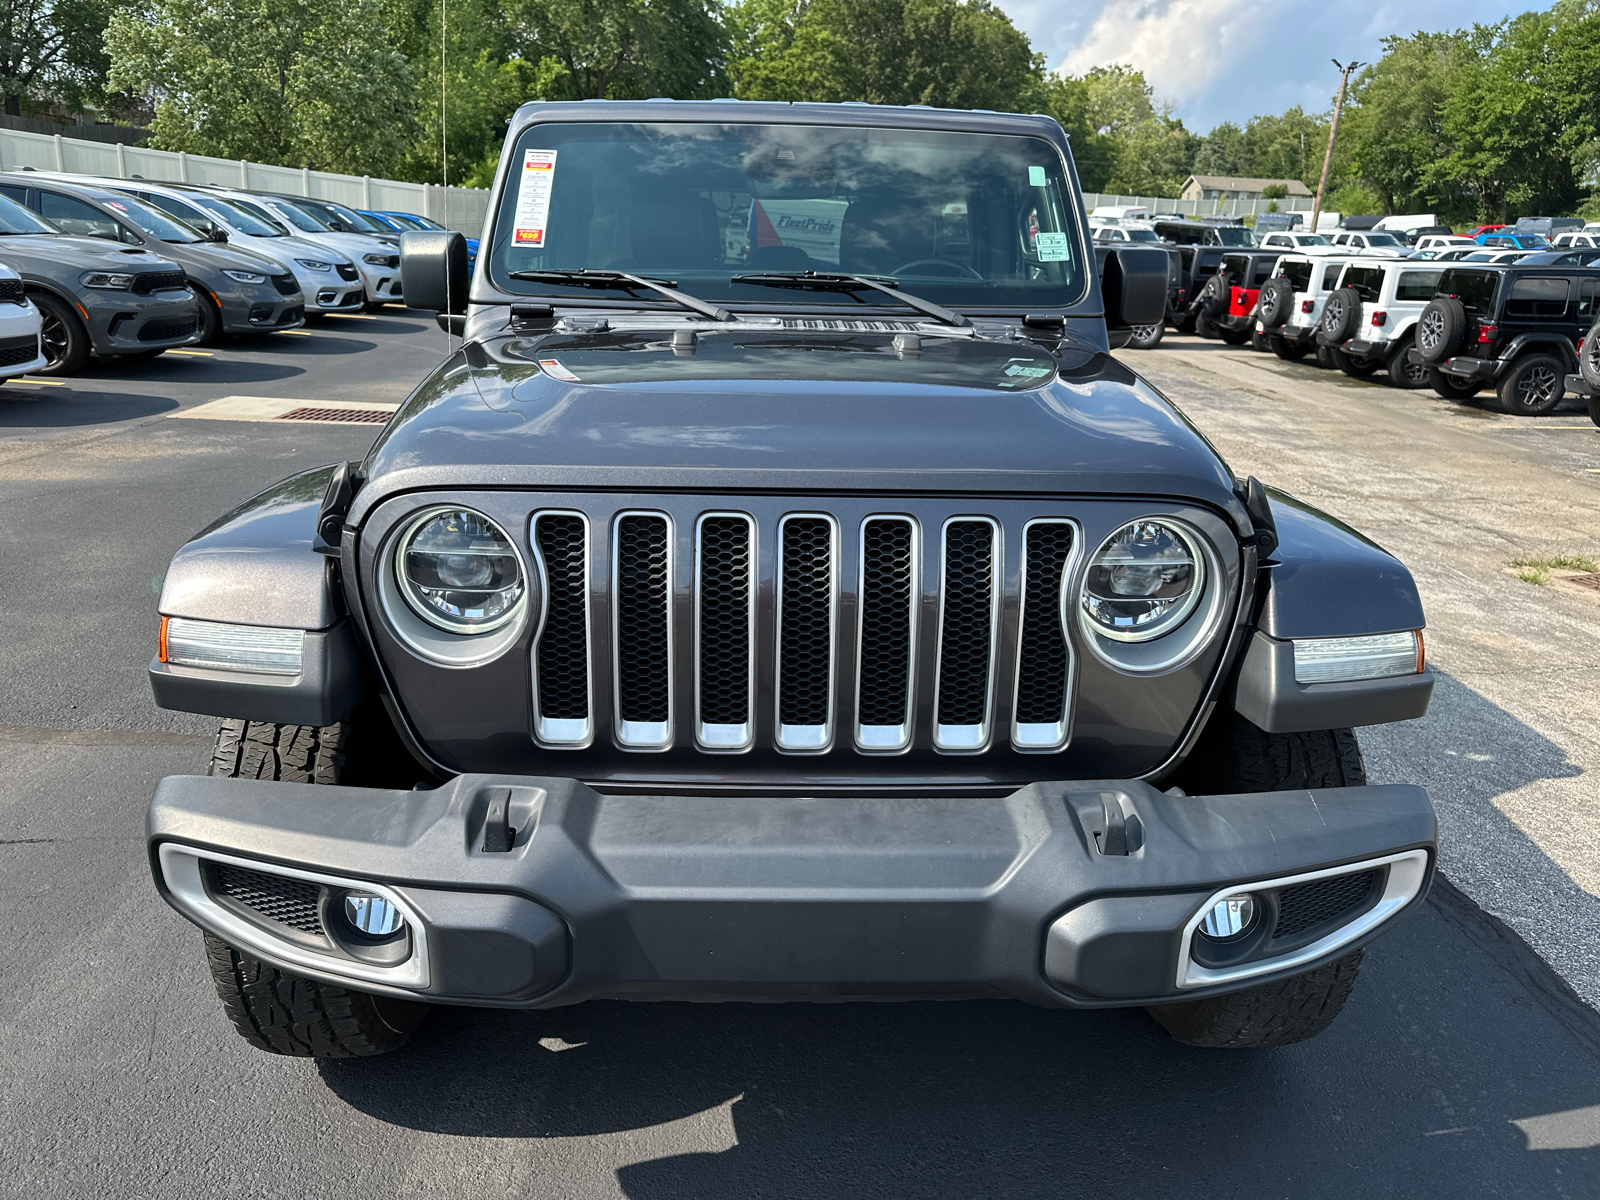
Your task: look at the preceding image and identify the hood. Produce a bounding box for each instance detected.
[354,325,1248,531]
[0,234,179,272]
[155,239,288,274]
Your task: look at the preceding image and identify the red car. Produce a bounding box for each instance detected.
[1468,224,1507,238]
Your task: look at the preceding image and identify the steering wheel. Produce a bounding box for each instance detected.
[890,258,983,279]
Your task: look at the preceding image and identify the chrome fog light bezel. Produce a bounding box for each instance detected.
[156,843,430,991]
[1175,849,1430,990]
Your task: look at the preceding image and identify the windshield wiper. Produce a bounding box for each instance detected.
[729,271,969,327]
[507,268,731,322]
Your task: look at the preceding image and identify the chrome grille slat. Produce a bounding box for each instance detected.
[855,516,918,752]
[695,513,755,751]
[612,512,673,749]
[933,517,999,752]
[776,514,837,752]
[1013,520,1077,751]
[532,512,592,746]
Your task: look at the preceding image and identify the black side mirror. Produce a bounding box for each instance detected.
[1101,247,1168,329]
[328,219,347,232]
[207,225,228,243]
[400,229,468,314]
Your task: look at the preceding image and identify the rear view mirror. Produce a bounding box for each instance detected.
[400,229,468,314]
[1101,247,1168,329]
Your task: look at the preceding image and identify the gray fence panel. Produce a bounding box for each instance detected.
[0,127,489,234]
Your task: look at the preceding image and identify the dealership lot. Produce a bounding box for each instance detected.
[1,319,1597,1196]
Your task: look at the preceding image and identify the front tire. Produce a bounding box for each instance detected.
[1152,712,1369,1048]
[33,292,91,375]
[1127,321,1164,350]
[191,285,223,347]
[206,934,430,1058]
[201,713,432,1057]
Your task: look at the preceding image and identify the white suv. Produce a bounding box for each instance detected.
[1254,253,1353,359]
[1328,231,1408,256]
[1414,235,1476,251]
[0,263,44,379]
[1257,232,1332,251]
[1553,232,1600,250]
[1311,259,1443,387]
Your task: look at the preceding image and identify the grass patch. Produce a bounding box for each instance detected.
[1511,551,1598,574]
[1515,565,1551,586]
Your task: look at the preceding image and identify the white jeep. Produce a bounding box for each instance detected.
[1312,259,1444,388]
[1327,231,1407,257]
[1254,252,1355,361]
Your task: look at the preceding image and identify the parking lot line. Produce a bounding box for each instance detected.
[15,377,65,386]
[279,330,313,336]
[166,349,214,357]
[328,313,377,320]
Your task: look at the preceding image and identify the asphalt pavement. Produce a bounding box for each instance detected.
[0,317,1596,1197]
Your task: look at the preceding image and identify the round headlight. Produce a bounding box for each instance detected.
[1080,520,1204,642]
[395,507,525,634]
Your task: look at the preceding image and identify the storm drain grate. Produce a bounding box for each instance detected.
[276,406,392,424]
[1565,572,1600,591]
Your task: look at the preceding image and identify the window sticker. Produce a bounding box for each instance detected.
[747,198,848,265]
[1028,166,1047,188]
[539,358,579,382]
[1034,231,1070,262]
[1003,359,1053,379]
[513,149,558,246]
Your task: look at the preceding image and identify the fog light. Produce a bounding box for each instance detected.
[344,892,404,937]
[1200,893,1257,940]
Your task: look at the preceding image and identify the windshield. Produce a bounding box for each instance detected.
[405,213,444,231]
[189,193,287,237]
[487,122,1086,310]
[380,212,427,230]
[0,193,56,234]
[1121,228,1159,242]
[99,194,203,242]
[316,201,386,233]
[1362,232,1403,246]
[1296,234,1329,245]
[270,200,333,232]
[1212,226,1256,246]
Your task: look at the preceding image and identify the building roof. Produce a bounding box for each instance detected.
[1182,175,1313,196]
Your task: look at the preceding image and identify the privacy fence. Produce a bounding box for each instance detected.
[0,128,489,234]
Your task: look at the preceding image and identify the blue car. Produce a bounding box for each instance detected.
[360,209,478,271]
[1475,232,1551,249]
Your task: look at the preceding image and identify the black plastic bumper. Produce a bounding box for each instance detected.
[1218,312,1254,330]
[1566,373,1594,398]
[149,773,1437,1011]
[1442,355,1503,379]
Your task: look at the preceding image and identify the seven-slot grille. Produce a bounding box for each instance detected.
[529,506,1080,756]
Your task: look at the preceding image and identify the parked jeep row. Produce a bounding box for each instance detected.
[0,168,448,378]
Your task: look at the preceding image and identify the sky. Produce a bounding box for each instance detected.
[994,0,1548,133]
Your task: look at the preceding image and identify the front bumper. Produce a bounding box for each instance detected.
[84,290,200,355]
[149,773,1436,1010]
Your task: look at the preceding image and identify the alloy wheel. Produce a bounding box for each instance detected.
[40,310,68,367]
[1518,365,1558,406]
[1419,309,1443,352]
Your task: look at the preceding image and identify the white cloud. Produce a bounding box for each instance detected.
[1055,0,1263,102]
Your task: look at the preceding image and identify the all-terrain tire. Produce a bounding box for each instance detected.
[1127,321,1164,350]
[1427,365,1484,400]
[1150,712,1368,1048]
[1256,277,1293,328]
[1198,271,1231,316]
[1497,352,1566,416]
[1331,347,1380,377]
[1589,392,1600,428]
[205,934,430,1057]
[1416,297,1466,362]
[202,711,432,1057]
[1581,318,1600,390]
[1147,950,1364,1048]
[1385,335,1430,389]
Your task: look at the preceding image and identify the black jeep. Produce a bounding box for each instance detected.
[1414,264,1600,413]
[144,100,1436,1059]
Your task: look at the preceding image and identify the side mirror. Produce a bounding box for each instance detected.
[207,225,228,243]
[1101,247,1168,329]
[328,220,347,233]
[400,229,468,314]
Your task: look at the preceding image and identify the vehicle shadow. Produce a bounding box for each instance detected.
[236,333,377,356]
[0,387,180,426]
[317,670,1600,1197]
[77,356,305,386]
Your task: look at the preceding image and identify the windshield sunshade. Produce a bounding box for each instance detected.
[505,331,1061,390]
[487,121,1086,310]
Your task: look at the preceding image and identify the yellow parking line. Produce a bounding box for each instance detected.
[17,377,66,386]
[279,330,313,336]
[167,349,214,357]
[328,313,376,320]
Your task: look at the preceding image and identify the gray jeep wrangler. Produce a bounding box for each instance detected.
[147,101,1437,1057]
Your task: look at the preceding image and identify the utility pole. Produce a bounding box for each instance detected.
[1311,58,1361,235]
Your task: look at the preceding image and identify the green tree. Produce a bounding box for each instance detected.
[729,0,1043,113]
[107,0,419,174]
[0,0,119,115]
